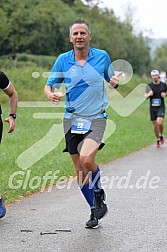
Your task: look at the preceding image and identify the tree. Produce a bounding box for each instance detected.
[0,0,152,74]
[62,0,75,4]
[151,42,167,73]
[0,9,9,55]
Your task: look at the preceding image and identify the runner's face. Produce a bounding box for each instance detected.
[151,74,159,82]
[70,24,92,50]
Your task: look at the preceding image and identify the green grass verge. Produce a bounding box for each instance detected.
[1,101,166,203]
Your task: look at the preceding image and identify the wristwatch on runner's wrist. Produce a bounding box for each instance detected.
[9,113,17,119]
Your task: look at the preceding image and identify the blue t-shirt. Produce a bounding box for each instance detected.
[46,47,115,118]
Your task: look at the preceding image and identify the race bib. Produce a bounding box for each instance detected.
[151,98,161,106]
[71,118,91,134]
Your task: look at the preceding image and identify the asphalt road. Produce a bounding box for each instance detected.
[1,141,167,252]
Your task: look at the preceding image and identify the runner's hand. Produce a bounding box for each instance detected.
[109,71,123,88]
[5,116,15,133]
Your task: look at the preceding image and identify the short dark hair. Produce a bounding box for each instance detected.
[69,19,91,35]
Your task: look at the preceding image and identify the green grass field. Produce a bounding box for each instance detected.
[0,64,166,203]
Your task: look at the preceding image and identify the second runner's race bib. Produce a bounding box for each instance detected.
[151,98,161,106]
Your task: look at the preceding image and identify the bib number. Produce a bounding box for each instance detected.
[151,98,161,106]
[71,118,91,134]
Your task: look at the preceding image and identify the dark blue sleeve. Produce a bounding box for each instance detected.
[46,55,64,88]
[0,71,10,89]
[104,52,115,82]
[160,82,167,92]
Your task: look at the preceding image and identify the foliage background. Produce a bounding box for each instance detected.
[0,0,153,75]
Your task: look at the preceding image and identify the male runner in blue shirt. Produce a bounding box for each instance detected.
[45,19,122,228]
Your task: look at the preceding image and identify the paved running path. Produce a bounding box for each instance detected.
[1,141,167,252]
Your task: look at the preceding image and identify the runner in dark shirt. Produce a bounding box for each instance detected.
[0,71,18,219]
[145,70,167,147]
